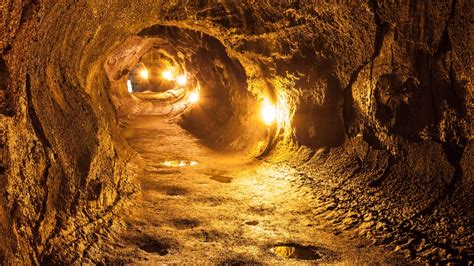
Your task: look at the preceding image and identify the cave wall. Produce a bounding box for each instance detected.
[0,0,472,263]
[1,1,137,263]
[343,1,473,258]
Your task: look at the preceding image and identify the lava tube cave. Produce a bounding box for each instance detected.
[0,1,472,264]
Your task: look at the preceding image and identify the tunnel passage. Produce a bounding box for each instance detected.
[0,1,473,264]
[104,25,271,155]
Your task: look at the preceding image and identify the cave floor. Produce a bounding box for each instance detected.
[90,115,406,265]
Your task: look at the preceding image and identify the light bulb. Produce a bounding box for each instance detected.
[188,91,199,103]
[162,70,173,81]
[261,99,276,125]
[177,74,187,86]
[139,69,149,79]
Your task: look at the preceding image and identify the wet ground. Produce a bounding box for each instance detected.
[89,115,407,265]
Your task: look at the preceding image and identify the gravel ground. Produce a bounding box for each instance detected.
[85,115,407,265]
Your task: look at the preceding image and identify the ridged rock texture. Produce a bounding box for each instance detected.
[0,0,472,264]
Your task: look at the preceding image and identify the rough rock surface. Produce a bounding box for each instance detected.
[1,0,472,264]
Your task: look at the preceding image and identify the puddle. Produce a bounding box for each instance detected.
[210,175,233,183]
[271,244,321,260]
[160,160,198,167]
[136,236,179,256]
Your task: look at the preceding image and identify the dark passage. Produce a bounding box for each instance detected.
[0,1,472,264]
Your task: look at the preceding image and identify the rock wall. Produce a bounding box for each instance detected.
[1,1,136,263]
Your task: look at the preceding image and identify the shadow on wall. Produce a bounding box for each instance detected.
[0,59,14,116]
[287,49,346,149]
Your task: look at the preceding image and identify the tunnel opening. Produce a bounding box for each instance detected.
[124,47,201,116]
[127,49,182,94]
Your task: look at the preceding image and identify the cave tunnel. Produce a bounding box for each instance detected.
[0,1,473,264]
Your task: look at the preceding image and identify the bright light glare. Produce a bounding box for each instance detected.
[139,69,149,79]
[162,70,173,81]
[127,80,133,93]
[177,75,187,86]
[188,91,199,103]
[261,99,277,125]
[161,160,198,167]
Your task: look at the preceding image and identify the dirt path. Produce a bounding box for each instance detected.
[93,115,404,265]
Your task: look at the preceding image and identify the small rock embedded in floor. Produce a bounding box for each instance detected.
[245,220,259,226]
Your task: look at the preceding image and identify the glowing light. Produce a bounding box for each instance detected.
[127,80,133,93]
[162,70,174,81]
[161,160,198,167]
[139,69,149,79]
[188,91,199,103]
[261,98,277,125]
[177,74,187,86]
